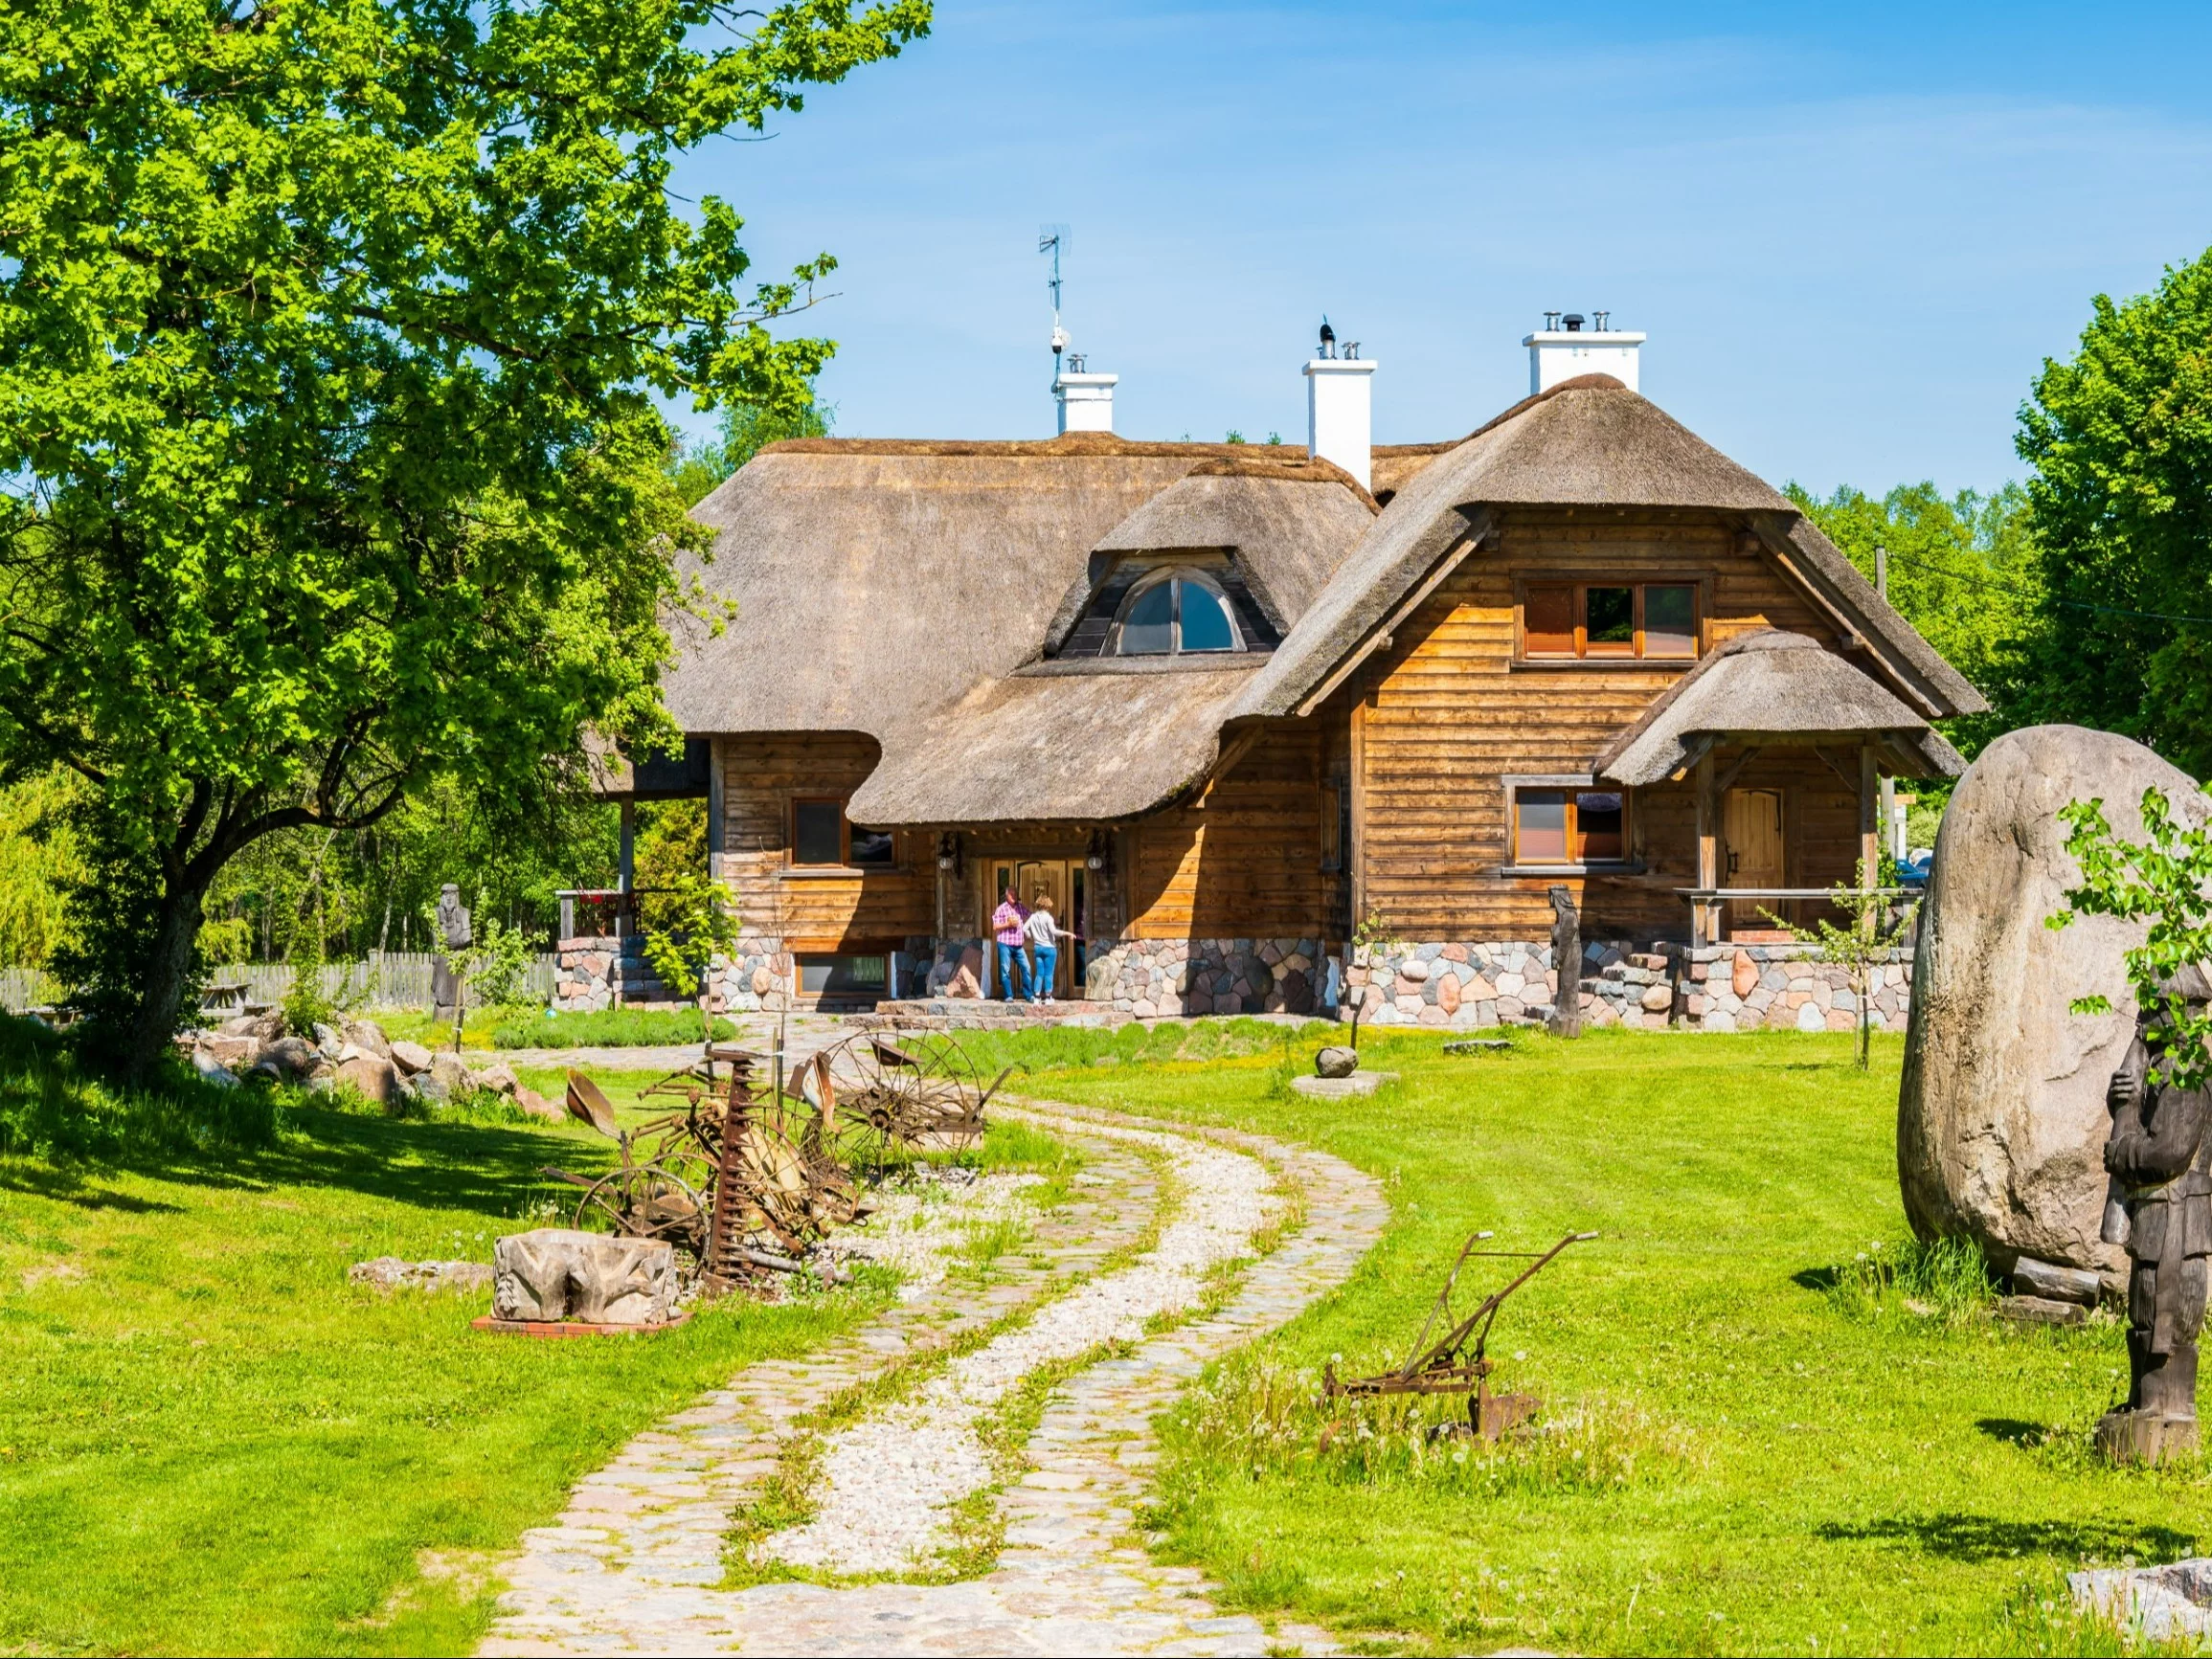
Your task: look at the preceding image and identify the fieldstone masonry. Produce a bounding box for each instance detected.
[1087,937,1331,1019]
[1341,939,1913,1033]
[556,925,1916,1033]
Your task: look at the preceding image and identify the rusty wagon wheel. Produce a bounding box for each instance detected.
[572,1155,712,1260]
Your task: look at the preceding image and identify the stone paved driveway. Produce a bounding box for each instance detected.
[479,1100,1386,1657]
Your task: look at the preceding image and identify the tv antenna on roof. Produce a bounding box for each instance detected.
[1039,224,1071,366]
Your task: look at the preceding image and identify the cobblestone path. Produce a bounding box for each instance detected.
[480,1101,1387,1657]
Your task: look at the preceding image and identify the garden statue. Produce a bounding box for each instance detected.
[2097,969,2212,1464]
[431,884,472,1020]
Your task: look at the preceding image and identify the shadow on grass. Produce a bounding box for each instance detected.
[1,1105,599,1220]
[1816,1512,2198,1561]
[1793,1267,1841,1292]
[1977,1418,2047,1446]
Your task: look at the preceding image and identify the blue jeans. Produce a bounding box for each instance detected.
[1031,942,1057,998]
[997,941,1032,1001]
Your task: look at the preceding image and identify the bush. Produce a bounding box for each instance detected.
[0,1014,285,1158]
[487,1007,736,1049]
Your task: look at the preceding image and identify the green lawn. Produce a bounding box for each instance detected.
[0,1073,885,1656]
[969,1024,2193,1658]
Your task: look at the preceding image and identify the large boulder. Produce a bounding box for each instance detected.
[334,1052,401,1110]
[492,1228,675,1325]
[1899,726,2211,1281]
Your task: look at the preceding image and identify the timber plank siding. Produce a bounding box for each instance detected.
[1125,725,1328,939]
[713,733,934,952]
[1339,507,1860,942]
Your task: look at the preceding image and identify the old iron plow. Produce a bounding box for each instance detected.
[540,1049,866,1289]
[1323,1228,1596,1439]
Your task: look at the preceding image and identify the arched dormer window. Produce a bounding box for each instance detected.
[1111,568,1241,656]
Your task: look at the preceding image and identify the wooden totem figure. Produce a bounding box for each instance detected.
[2099,975,2212,1464]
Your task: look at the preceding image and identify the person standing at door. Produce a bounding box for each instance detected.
[991,886,1032,1003]
[1024,894,1077,1006]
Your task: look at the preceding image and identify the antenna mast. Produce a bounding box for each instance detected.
[1038,224,1071,372]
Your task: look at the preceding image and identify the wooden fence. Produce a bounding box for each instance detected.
[0,953,557,1015]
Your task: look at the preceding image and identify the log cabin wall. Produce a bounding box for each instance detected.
[1121,724,1330,940]
[1338,506,1847,943]
[710,732,934,953]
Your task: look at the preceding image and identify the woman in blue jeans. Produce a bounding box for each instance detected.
[1023,893,1078,1005]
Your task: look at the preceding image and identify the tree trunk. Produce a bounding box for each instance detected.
[123,883,208,1083]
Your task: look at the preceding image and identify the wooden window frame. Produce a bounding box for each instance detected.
[1513,576,1708,664]
[788,799,899,872]
[1501,774,1636,873]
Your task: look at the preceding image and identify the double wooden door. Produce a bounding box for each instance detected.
[982,857,1086,997]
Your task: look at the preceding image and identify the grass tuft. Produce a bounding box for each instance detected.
[486,1007,736,1049]
[1828,1232,2000,1326]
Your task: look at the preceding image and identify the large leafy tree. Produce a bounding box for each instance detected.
[2015,248,2212,774]
[1787,480,2039,761]
[0,0,927,1076]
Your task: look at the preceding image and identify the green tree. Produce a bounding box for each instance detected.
[1786,481,2038,760]
[667,389,836,506]
[0,771,81,972]
[2015,248,2212,775]
[0,0,928,1077]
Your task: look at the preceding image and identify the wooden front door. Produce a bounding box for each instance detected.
[982,858,1076,997]
[1724,788,1786,937]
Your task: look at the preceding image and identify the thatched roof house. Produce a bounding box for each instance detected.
[603,334,1985,1023]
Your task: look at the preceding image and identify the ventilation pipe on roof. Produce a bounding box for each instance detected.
[1053,354,1117,435]
[1304,323,1375,490]
[1524,313,1645,395]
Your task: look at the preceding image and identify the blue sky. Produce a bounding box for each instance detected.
[669,2,2212,494]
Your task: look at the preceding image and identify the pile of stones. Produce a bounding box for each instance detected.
[184,1012,562,1119]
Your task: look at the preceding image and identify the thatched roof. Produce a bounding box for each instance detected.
[1591,630,1966,785]
[845,661,1257,826]
[1043,461,1374,651]
[665,436,1284,739]
[1234,375,1984,722]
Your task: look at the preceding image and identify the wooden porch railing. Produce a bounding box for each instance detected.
[1677,886,1914,949]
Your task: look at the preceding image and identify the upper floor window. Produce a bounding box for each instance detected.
[1521,581,1700,661]
[1112,569,1240,656]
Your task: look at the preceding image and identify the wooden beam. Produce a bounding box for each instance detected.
[1694,749,1719,947]
[1196,725,1267,806]
[1859,743,1881,888]
[1349,696,1368,932]
[1713,745,1764,796]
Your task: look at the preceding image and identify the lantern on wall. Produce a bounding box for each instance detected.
[937,832,961,872]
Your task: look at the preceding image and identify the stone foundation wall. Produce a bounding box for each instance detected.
[1088,937,1336,1018]
[1344,938,1917,1033]
[1343,942,1561,1030]
[709,936,795,1014]
[1671,942,1912,1034]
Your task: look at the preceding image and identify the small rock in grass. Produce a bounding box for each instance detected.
[389,1040,433,1077]
[1315,1045,1359,1079]
[335,1052,401,1110]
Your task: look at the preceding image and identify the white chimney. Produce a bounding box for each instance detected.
[1304,351,1376,491]
[1053,364,1117,434]
[1524,312,1644,395]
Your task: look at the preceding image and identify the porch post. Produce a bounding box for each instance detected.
[1694,750,1719,948]
[1858,745,1880,890]
[618,799,636,893]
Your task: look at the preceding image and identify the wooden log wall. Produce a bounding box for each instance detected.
[1337,506,1854,942]
[1122,725,1330,939]
[711,732,933,951]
